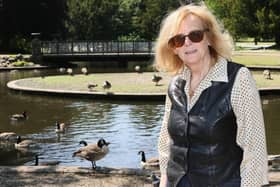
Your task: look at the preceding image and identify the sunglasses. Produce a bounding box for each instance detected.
[168,29,209,48]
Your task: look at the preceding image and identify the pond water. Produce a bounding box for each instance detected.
[0,68,279,168]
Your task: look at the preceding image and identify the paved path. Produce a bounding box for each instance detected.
[0,166,156,187]
[0,65,50,71]
[0,166,279,187]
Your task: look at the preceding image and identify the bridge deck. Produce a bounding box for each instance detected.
[39,41,155,62]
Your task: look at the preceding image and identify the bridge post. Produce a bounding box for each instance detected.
[31,33,42,64]
[148,41,152,54]
[87,41,89,55]
[71,41,74,55]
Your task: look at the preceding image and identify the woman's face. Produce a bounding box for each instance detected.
[173,14,210,66]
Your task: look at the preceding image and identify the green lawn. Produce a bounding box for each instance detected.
[13,71,280,94]
[16,73,171,93]
[232,52,280,66]
[233,41,280,66]
[6,46,280,93]
[252,71,280,88]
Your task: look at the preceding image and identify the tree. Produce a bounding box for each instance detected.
[256,0,280,45]
[269,0,280,45]
[205,0,280,46]
[205,0,257,41]
[65,0,120,40]
[132,0,180,40]
[178,0,202,5]
[0,0,67,52]
[115,0,139,40]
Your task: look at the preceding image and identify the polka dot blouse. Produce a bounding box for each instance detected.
[158,57,269,187]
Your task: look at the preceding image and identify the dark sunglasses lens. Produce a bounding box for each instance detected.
[168,34,185,48]
[188,31,204,42]
[168,30,205,48]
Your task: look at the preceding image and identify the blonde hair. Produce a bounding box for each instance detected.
[154,3,233,74]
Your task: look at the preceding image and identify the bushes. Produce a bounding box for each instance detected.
[11,61,28,67]
[8,35,32,53]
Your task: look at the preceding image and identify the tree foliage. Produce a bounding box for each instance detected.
[131,0,180,40]
[65,0,120,40]
[271,2,280,45]
[0,0,279,52]
[205,0,257,41]
[205,0,280,45]
[0,0,66,52]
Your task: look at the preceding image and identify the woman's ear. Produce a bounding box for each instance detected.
[206,37,211,46]
[173,48,178,55]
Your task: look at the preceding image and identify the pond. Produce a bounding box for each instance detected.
[0,67,279,168]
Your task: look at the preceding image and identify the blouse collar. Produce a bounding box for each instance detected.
[181,56,229,83]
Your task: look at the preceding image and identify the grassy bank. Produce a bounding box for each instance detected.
[232,51,280,66]
[232,41,280,66]
[14,71,280,94]
[17,73,171,93]
[253,71,280,88]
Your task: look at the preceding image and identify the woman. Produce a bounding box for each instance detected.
[155,3,268,187]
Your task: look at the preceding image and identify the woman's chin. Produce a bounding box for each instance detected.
[183,58,200,66]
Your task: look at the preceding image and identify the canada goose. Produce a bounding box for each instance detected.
[102,81,111,91]
[79,140,88,146]
[33,69,40,73]
[138,151,159,168]
[67,68,73,76]
[87,83,98,91]
[73,138,110,169]
[14,136,33,148]
[55,121,67,133]
[151,173,160,187]
[134,65,142,73]
[268,154,280,166]
[0,131,17,141]
[10,111,27,121]
[263,69,272,80]
[10,70,19,73]
[35,155,60,166]
[152,74,162,86]
[58,67,66,73]
[81,67,88,75]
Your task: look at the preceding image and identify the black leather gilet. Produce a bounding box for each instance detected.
[167,61,244,187]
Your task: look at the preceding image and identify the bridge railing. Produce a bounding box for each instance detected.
[41,41,155,55]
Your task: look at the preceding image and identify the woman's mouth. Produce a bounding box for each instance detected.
[185,49,197,54]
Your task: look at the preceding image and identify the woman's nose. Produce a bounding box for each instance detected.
[184,36,192,46]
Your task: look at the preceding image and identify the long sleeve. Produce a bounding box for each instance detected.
[158,94,172,174]
[231,67,269,187]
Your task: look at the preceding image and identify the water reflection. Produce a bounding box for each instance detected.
[0,68,279,168]
[262,96,280,154]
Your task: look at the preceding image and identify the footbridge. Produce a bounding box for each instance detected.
[35,40,155,63]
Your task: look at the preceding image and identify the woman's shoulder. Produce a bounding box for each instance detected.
[226,60,245,69]
[230,61,255,88]
[225,59,251,77]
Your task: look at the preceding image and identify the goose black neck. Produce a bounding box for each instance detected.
[140,151,146,162]
[16,136,21,144]
[56,122,60,129]
[35,155,39,166]
[79,140,88,146]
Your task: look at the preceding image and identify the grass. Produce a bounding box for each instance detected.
[14,71,280,94]
[16,73,171,93]
[232,53,280,66]
[232,41,280,66]
[252,71,280,88]
[6,43,280,93]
